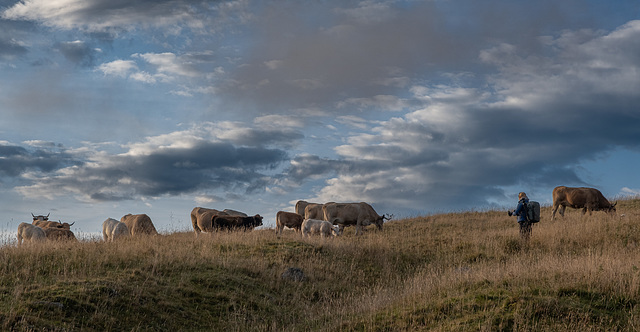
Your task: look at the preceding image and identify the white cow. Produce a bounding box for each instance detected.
[102,218,130,242]
[17,222,46,245]
[301,219,340,238]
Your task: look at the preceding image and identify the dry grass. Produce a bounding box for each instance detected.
[1,200,640,331]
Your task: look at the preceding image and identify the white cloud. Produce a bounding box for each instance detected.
[1,0,211,32]
[97,60,138,78]
[133,52,200,78]
[620,187,640,196]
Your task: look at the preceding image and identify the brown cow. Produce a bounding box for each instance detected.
[304,203,325,220]
[275,211,304,236]
[323,202,389,235]
[551,186,617,220]
[212,214,263,232]
[121,213,158,236]
[43,227,77,241]
[222,209,248,216]
[295,200,316,217]
[33,220,75,229]
[32,213,75,229]
[191,207,225,237]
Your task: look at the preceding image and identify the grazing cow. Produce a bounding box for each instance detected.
[323,202,389,235]
[222,209,248,217]
[102,218,130,242]
[212,214,263,232]
[33,219,75,229]
[32,213,75,229]
[304,203,325,220]
[552,186,617,220]
[295,201,316,217]
[17,222,46,245]
[275,211,304,236]
[191,207,226,237]
[121,214,158,236]
[301,219,339,238]
[43,227,77,241]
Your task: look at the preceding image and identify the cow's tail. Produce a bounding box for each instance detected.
[191,212,201,236]
[275,212,282,236]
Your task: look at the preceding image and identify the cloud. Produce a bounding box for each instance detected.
[1,0,219,32]
[0,141,80,178]
[0,37,28,60]
[13,122,296,202]
[299,19,640,210]
[56,40,98,67]
[97,59,138,77]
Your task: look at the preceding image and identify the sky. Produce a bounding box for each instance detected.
[1,0,639,235]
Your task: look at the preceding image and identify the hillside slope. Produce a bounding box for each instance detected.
[1,199,639,331]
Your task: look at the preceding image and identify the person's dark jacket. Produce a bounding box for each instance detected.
[514,198,529,223]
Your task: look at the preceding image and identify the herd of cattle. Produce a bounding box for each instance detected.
[14,186,619,245]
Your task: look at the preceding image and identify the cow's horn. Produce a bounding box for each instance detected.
[32,213,35,218]
[46,213,50,218]
[69,221,75,226]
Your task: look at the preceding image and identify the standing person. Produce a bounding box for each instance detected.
[509,192,531,240]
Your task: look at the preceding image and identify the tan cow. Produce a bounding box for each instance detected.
[17,222,46,245]
[323,202,389,235]
[275,211,304,236]
[295,201,316,217]
[32,213,75,229]
[304,203,325,220]
[552,186,617,220]
[301,219,339,238]
[222,209,248,217]
[33,220,75,229]
[43,227,77,241]
[191,207,225,237]
[102,218,130,242]
[121,213,158,236]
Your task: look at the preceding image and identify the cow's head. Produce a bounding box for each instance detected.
[375,214,392,230]
[331,225,341,237]
[608,202,617,215]
[32,213,50,221]
[58,221,75,229]
[254,214,263,226]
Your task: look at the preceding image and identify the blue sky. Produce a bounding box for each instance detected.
[1,0,639,234]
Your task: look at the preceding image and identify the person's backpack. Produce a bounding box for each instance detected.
[523,201,541,223]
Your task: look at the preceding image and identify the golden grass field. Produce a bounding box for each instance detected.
[1,199,640,331]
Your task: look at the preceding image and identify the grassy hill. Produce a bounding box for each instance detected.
[2,199,640,331]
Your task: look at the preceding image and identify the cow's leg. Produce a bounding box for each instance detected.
[582,207,587,215]
[559,205,566,217]
[551,203,559,220]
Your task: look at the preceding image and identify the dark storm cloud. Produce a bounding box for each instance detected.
[16,138,289,202]
[56,40,97,67]
[301,18,640,211]
[0,143,79,177]
[216,0,626,116]
[285,155,344,182]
